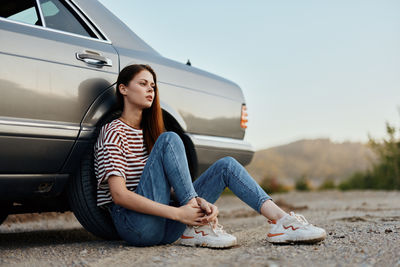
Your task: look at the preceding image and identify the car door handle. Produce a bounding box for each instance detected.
[76,52,112,67]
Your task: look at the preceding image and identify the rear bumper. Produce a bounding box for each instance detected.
[187,134,255,174]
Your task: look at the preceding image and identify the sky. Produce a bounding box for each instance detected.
[99,0,400,150]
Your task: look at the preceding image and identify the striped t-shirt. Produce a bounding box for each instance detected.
[94,119,149,206]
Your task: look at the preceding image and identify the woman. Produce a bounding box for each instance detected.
[94,64,326,247]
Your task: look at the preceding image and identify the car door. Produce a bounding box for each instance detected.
[0,0,118,173]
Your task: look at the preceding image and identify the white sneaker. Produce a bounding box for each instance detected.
[266,212,326,244]
[177,222,237,248]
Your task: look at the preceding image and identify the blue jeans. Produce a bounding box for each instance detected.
[109,132,271,246]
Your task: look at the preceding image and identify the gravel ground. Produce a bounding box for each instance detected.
[0,190,399,267]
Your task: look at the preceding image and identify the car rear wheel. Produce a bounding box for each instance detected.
[67,111,121,240]
[0,202,10,225]
[0,213,8,225]
[68,150,120,240]
[67,111,198,240]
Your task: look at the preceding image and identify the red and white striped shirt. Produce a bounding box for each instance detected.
[94,119,149,206]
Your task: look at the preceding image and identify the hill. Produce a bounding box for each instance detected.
[245,138,376,187]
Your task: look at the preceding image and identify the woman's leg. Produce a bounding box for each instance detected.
[193,156,286,220]
[110,131,197,246]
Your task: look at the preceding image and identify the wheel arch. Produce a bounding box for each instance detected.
[77,86,197,178]
[162,109,198,180]
[79,85,187,132]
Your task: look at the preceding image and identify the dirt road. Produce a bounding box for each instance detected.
[1,190,399,266]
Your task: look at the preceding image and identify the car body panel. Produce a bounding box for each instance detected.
[0,0,254,207]
[72,0,246,139]
[115,46,246,140]
[0,16,118,173]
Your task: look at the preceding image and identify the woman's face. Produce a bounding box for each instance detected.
[120,70,155,110]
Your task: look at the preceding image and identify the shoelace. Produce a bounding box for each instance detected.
[209,222,226,236]
[192,222,227,237]
[289,211,310,226]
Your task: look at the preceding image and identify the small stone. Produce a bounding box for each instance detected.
[333,235,345,238]
[384,229,393,233]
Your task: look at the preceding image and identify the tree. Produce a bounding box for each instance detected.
[368,123,400,189]
[340,121,400,190]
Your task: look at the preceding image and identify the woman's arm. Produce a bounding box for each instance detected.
[108,175,206,226]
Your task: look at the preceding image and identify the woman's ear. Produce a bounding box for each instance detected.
[119,84,127,95]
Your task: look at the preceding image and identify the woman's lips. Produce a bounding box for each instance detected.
[146,96,153,101]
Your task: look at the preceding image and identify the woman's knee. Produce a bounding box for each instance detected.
[216,157,243,184]
[158,131,183,147]
[216,156,239,169]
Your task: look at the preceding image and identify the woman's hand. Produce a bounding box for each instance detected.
[195,197,219,224]
[176,199,207,226]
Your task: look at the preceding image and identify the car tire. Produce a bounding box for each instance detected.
[68,150,120,240]
[0,214,7,225]
[0,202,10,225]
[177,132,198,180]
[67,111,121,240]
[67,111,197,240]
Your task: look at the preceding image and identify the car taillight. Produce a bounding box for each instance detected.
[240,104,248,129]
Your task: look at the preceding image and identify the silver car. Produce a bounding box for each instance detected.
[0,0,254,239]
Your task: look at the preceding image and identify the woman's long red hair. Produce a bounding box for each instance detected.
[116,64,164,152]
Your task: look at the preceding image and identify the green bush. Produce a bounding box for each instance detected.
[295,175,311,191]
[319,179,336,190]
[339,171,369,190]
[260,175,288,194]
[340,122,400,190]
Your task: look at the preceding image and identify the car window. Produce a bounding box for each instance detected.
[38,0,97,38]
[0,0,42,26]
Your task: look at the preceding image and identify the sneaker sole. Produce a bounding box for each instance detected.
[267,233,326,244]
[178,239,237,248]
